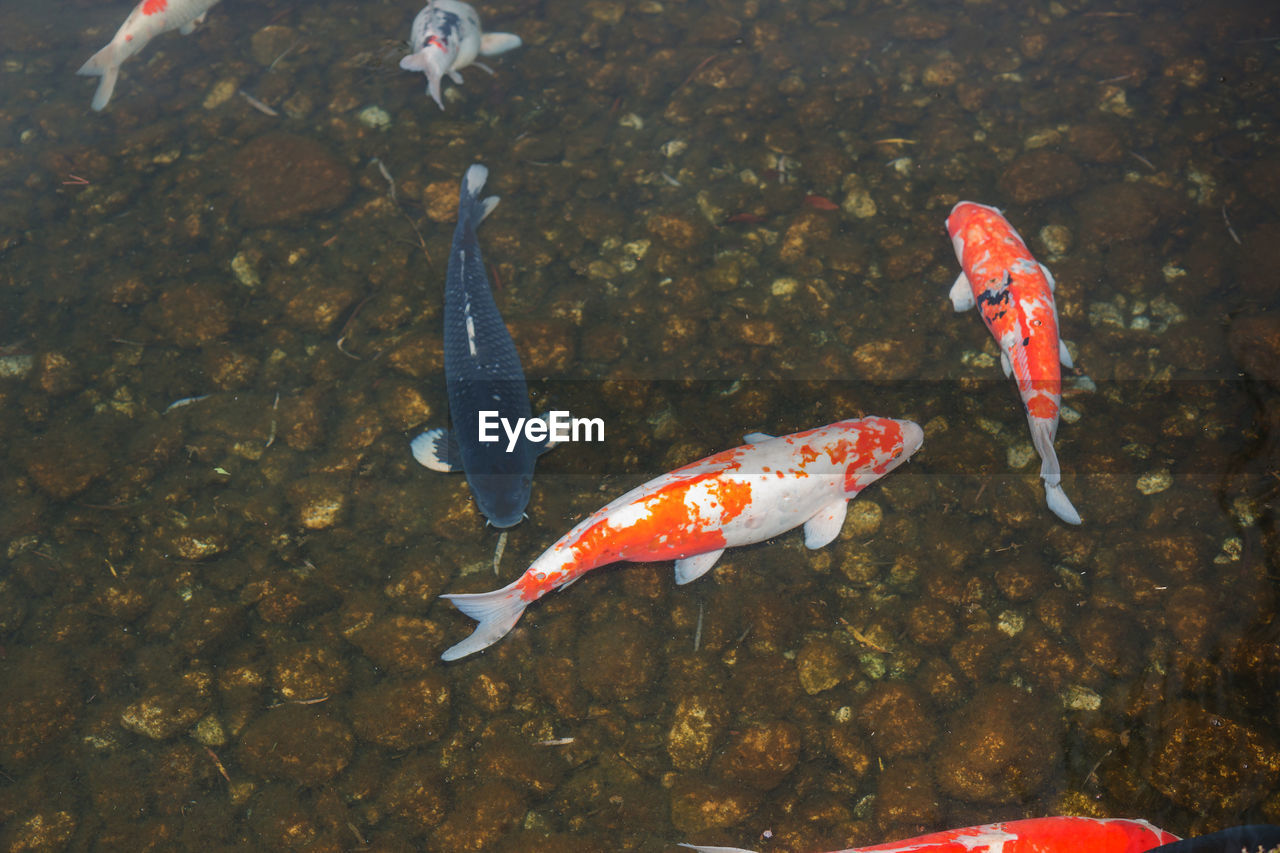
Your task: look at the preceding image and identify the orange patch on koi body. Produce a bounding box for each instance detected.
[1027,396,1058,419]
[141,0,169,15]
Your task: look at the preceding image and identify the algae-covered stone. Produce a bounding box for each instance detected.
[710,721,801,790]
[237,705,354,785]
[232,133,352,226]
[669,777,761,833]
[349,674,451,749]
[796,637,848,695]
[1147,702,1280,814]
[935,684,1060,803]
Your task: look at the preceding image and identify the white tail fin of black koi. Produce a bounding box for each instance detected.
[1029,416,1081,524]
[439,578,528,661]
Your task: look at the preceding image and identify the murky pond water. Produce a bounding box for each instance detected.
[0,0,1278,850]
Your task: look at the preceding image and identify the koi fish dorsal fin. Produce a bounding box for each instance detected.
[674,549,724,585]
[803,499,848,548]
[949,272,975,311]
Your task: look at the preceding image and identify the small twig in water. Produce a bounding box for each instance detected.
[693,600,704,652]
[1222,204,1242,245]
[238,89,279,116]
[1129,150,1156,171]
[493,530,507,575]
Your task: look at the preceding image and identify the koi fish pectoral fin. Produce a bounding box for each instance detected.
[674,549,725,585]
[803,499,848,549]
[439,581,530,661]
[1039,262,1056,292]
[400,52,430,72]
[535,412,562,455]
[1059,340,1074,368]
[677,844,759,853]
[411,427,462,473]
[178,12,208,35]
[1000,351,1013,378]
[480,32,523,56]
[949,272,975,311]
[742,431,774,444]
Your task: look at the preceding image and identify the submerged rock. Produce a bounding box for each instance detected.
[1147,701,1280,814]
[231,132,353,226]
[934,684,1060,804]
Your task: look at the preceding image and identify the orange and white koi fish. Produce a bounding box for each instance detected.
[439,417,923,660]
[946,201,1081,525]
[681,815,1178,853]
[78,0,222,111]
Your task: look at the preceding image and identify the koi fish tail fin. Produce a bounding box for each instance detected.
[1029,416,1061,484]
[460,163,499,224]
[1045,480,1082,525]
[1030,416,1082,525]
[77,44,121,111]
[439,579,528,661]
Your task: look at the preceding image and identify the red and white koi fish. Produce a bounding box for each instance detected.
[77,0,222,111]
[681,815,1178,853]
[946,201,1081,525]
[439,417,923,660]
[400,0,521,110]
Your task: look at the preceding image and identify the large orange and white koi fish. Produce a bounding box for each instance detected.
[78,0,222,110]
[439,417,923,660]
[681,815,1178,853]
[946,201,1081,525]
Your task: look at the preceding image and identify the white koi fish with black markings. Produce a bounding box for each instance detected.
[438,417,923,661]
[400,0,521,110]
[78,0,222,111]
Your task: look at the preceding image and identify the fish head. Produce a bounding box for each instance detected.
[828,417,923,495]
[879,418,924,471]
[946,201,1006,259]
[855,417,924,483]
[472,472,533,529]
